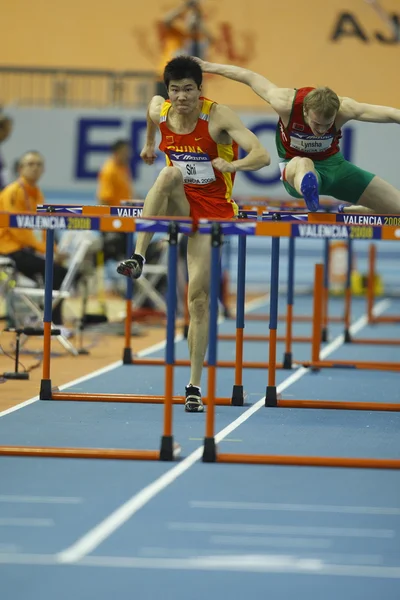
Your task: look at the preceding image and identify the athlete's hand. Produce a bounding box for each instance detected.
[140,144,157,165]
[212,158,237,173]
[192,57,207,71]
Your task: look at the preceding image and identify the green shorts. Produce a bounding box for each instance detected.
[281,152,375,204]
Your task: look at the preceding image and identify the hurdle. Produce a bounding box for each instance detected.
[36,206,400,373]
[234,206,344,328]
[35,205,265,373]
[301,261,400,372]
[307,213,400,345]
[339,241,400,345]
[0,211,228,462]
[201,216,400,469]
[218,220,341,373]
[77,205,280,371]
[2,211,399,465]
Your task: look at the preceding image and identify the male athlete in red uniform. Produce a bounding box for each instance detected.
[195,58,400,215]
[117,56,270,412]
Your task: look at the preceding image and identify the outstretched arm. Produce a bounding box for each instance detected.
[197,58,277,104]
[212,104,270,172]
[195,58,293,116]
[339,97,400,125]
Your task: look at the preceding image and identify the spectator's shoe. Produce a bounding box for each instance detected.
[116,254,144,280]
[185,385,204,413]
[300,172,320,212]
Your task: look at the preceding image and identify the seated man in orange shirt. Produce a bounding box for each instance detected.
[97,139,133,206]
[0,151,68,325]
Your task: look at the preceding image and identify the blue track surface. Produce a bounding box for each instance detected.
[0,294,399,600]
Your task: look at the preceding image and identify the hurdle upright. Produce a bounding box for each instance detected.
[201,215,400,468]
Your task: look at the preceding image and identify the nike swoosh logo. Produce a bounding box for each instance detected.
[195,137,202,141]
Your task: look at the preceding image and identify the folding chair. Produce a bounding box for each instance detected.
[9,233,94,355]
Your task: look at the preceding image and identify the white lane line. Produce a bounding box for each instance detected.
[0,551,399,578]
[56,299,391,564]
[167,522,394,539]
[0,360,122,418]
[0,495,83,504]
[189,438,242,443]
[0,518,54,527]
[189,501,400,516]
[0,331,192,419]
[210,535,332,549]
[137,544,332,556]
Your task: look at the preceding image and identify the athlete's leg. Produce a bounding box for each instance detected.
[117,167,191,278]
[284,157,315,192]
[357,176,400,214]
[135,167,190,257]
[284,157,320,211]
[326,159,400,215]
[186,232,211,389]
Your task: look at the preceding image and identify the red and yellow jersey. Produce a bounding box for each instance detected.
[276,87,342,161]
[158,97,238,221]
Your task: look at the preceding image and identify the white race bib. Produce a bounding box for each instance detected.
[290,133,334,153]
[169,152,216,185]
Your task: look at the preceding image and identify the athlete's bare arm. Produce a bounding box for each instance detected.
[195,58,294,118]
[140,95,165,165]
[209,104,270,172]
[337,97,400,127]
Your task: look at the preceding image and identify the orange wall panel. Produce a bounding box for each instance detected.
[1,0,400,107]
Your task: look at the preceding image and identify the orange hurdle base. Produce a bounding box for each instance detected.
[302,360,400,372]
[370,316,400,324]
[346,338,400,346]
[218,334,311,343]
[215,453,400,469]
[50,392,233,405]
[243,314,344,323]
[0,446,169,460]
[276,399,400,411]
[132,357,285,369]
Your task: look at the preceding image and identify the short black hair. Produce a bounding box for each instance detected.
[111,139,130,153]
[163,56,202,89]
